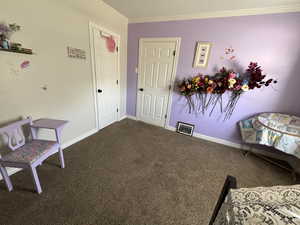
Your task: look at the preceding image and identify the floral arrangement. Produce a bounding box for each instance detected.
[0,23,20,40]
[178,62,277,120]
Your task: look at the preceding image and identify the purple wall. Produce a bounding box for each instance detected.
[127,12,300,144]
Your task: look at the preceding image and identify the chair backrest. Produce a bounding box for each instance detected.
[0,118,32,151]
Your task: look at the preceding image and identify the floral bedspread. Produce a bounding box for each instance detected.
[239,113,300,159]
[214,184,300,225]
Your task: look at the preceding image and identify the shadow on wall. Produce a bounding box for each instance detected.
[276,49,300,116]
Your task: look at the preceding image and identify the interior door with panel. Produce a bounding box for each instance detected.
[137,38,179,127]
[93,28,119,129]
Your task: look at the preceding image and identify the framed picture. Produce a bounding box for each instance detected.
[176,122,195,136]
[193,42,212,68]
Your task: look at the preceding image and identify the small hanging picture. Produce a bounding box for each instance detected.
[67,47,86,59]
[193,42,212,68]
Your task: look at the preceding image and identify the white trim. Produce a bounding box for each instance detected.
[126,115,138,120]
[120,115,138,121]
[135,37,181,129]
[165,38,181,129]
[166,125,243,150]
[0,128,99,181]
[119,115,128,121]
[119,115,138,121]
[89,21,121,130]
[129,4,300,23]
[61,128,98,149]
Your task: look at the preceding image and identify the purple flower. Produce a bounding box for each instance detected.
[0,24,9,33]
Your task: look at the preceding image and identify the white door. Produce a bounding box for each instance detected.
[93,28,119,129]
[137,38,180,127]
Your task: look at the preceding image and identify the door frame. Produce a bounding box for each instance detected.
[89,21,121,130]
[136,37,181,128]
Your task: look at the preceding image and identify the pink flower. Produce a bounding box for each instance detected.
[229,73,236,79]
[234,85,242,91]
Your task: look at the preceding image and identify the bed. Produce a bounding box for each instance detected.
[209,176,300,225]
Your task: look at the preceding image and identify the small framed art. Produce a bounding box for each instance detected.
[67,47,86,59]
[193,42,212,68]
[176,121,195,136]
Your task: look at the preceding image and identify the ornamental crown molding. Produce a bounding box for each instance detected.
[129,4,300,24]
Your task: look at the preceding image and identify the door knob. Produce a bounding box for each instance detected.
[97,89,103,93]
[139,88,144,91]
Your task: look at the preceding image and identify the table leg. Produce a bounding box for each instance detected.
[55,128,65,169]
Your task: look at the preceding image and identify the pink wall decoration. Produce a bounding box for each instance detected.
[106,36,116,53]
[20,60,30,69]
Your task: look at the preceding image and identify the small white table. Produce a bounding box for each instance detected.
[30,118,68,168]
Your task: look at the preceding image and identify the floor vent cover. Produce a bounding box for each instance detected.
[176,122,195,136]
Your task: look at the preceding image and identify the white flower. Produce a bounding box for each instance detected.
[241,84,249,92]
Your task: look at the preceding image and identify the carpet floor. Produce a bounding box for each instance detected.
[0,119,294,225]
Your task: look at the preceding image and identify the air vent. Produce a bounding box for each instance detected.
[176,122,195,136]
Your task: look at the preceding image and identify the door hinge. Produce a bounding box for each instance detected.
[173,50,176,56]
[116,46,119,52]
[116,80,119,85]
[117,108,119,113]
[168,85,172,90]
[164,114,167,119]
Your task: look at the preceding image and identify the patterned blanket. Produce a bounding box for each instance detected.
[239,113,300,159]
[214,185,300,225]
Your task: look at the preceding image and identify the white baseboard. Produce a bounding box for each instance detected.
[122,115,137,120]
[166,125,244,150]
[0,128,99,181]
[119,115,127,121]
[61,128,98,149]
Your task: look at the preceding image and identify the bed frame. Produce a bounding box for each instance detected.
[208,175,237,225]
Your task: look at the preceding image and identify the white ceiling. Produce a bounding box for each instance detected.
[102,0,300,22]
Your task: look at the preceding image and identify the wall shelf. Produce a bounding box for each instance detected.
[0,48,33,55]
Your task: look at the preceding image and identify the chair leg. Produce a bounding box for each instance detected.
[0,165,13,192]
[30,166,42,194]
[58,148,65,169]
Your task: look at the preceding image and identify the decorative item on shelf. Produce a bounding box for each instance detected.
[10,42,22,51]
[0,23,20,49]
[178,62,277,120]
[193,42,212,68]
[0,22,34,55]
[67,46,86,59]
[1,39,9,49]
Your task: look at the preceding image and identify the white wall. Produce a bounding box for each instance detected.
[0,0,128,145]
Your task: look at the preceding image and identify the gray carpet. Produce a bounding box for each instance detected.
[0,119,293,225]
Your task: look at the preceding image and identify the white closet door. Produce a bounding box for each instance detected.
[93,29,119,129]
[137,39,178,127]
